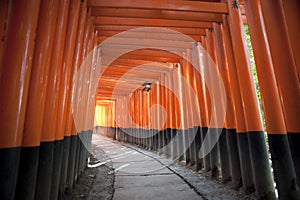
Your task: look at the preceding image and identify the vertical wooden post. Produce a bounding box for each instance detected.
[212,23,233,184]
[22,0,59,199]
[244,0,298,199]
[281,0,300,77]
[260,0,300,198]
[60,0,81,191]
[221,14,248,191]
[63,2,87,191]
[205,29,222,178]
[0,1,40,199]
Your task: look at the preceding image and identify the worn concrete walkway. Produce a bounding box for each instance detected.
[92,134,246,200]
[92,134,202,200]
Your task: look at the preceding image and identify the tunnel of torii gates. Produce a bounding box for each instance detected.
[0,0,300,200]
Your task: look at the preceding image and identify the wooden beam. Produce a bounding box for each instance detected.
[95,25,206,35]
[99,43,189,53]
[102,53,180,63]
[88,0,228,14]
[97,30,202,41]
[98,37,193,49]
[108,57,172,67]
[100,47,182,60]
[102,64,171,74]
[91,8,223,22]
[94,17,213,28]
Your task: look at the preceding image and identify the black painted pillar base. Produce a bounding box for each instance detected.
[66,135,78,190]
[35,141,55,200]
[226,129,242,189]
[247,131,276,199]
[59,136,70,195]
[268,134,300,200]
[15,146,39,200]
[177,129,185,162]
[184,129,191,165]
[155,130,160,152]
[194,127,203,171]
[0,147,20,200]
[236,133,255,194]
[165,128,171,158]
[218,128,231,183]
[201,127,210,172]
[158,130,164,155]
[50,140,63,200]
[288,133,300,187]
[209,128,221,178]
[170,129,177,160]
[187,127,197,167]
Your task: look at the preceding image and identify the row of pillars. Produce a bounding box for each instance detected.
[0,0,100,199]
[108,1,300,200]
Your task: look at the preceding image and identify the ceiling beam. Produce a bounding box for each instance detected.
[91,8,223,22]
[88,0,228,14]
[100,47,182,60]
[102,53,180,63]
[107,58,173,67]
[95,25,207,36]
[94,17,213,28]
[97,31,202,41]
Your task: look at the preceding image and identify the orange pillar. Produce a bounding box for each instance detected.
[212,23,234,183]
[281,0,300,77]
[222,12,254,191]
[186,49,200,167]
[260,0,300,197]
[227,0,270,194]
[22,0,59,199]
[168,70,178,159]
[164,73,172,157]
[180,55,193,165]
[158,75,166,152]
[44,1,71,199]
[200,36,212,172]
[244,0,298,199]
[57,0,83,139]
[58,0,81,191]
[0,0,9,72]
[0,1,40,199]
[62,2,86,191]
[205,29,222,178]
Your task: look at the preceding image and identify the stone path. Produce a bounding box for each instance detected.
[92,135,202,200]
[91,134,250,200]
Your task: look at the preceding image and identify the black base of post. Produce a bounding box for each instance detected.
[188,127,197,167]
[177,129,185,162]
[268,134,300,200]
[247,131,276,199]
[184,129,191,165]
[201,127,211,172]
[15,146,39,200]
[236,133,255,194]
[0,147,20,200]
[59,136,70,195]
[219,128,231,183]
[35,141,55,200]
[50,140,63,200]
[226,129,242,189]
[209,128,220,178]
[66,135,78,190]
[194,127,203,171]
[288,133,300,187]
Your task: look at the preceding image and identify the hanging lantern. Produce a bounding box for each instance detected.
[142,82,152,92]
